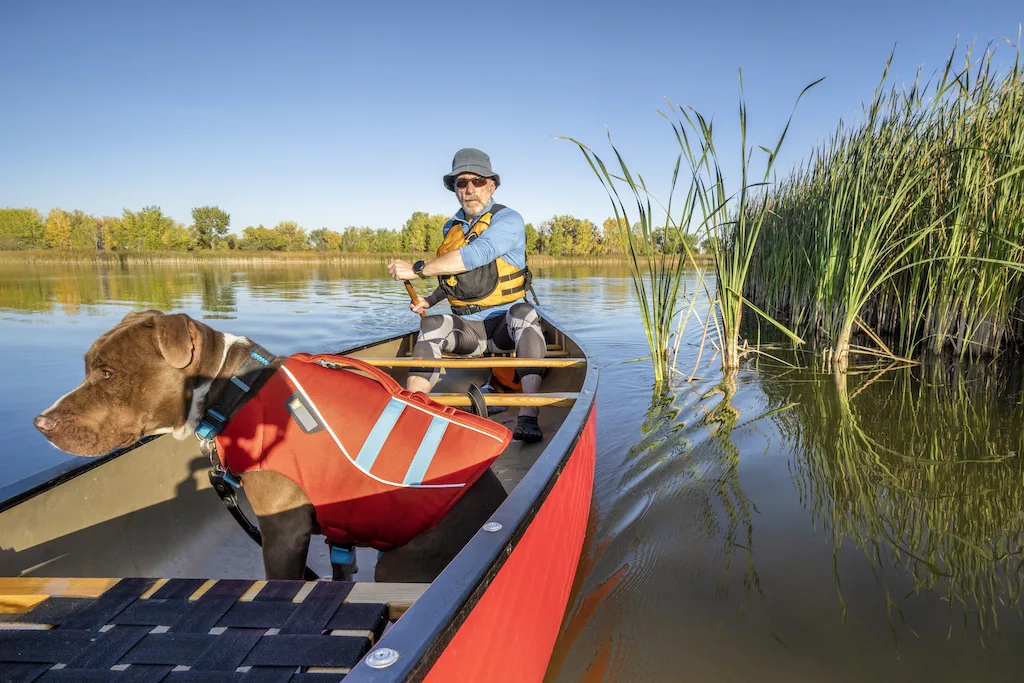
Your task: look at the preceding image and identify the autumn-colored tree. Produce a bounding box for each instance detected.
[601,217,627,255]
[43,208,73,248]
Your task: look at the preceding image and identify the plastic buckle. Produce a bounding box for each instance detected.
[329,544,355,567]
[195,420,220,440]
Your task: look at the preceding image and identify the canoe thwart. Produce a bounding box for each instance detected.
[429,392,578,408]
[360,357,584,368]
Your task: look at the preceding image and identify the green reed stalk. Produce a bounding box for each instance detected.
[749,40,1024,366]
[665,71,818,368]
[558,132,703,385]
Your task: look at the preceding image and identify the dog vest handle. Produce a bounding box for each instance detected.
[294,353,407,395]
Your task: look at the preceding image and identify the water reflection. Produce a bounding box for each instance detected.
[0,261,640,315]
[762,358,1024,642]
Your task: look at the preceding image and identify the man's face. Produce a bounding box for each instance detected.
[455,173,495,218]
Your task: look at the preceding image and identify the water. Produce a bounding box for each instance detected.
[2,260,1022,682]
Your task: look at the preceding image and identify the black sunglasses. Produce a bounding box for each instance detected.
[455,177,490,189]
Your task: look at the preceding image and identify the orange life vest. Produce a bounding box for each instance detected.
[216,354,512,550]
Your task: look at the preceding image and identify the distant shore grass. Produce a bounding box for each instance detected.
[0,250,711,266]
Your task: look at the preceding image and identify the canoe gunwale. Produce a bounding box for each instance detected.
[0,436,159,515]
[343,315,599,682]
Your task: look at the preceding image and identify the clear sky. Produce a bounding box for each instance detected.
[1,1,1021,233]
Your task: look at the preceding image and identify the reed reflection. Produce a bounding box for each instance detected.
[764,358,1024,639]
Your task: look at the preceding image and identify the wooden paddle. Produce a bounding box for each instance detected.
[404,281,426,317]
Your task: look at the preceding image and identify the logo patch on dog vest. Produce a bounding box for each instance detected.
[285,391,323,433]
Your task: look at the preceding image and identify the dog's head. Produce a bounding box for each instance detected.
[34,310,221,456]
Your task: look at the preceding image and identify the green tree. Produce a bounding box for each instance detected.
[121,206,176,250]
[525,222,539,254]
[239,225,287,251]
[309,227,343,251]
[373,228,403,253]
[400,212,448,252]
[189,206,231,249]
[0,208,45,249]
[271,221,309,251]
[68,210,99,249]
[160,224,191,250]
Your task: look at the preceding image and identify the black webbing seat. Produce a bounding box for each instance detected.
[0,578,390,682]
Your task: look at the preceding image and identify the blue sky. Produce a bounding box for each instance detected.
[1,1,1021,233]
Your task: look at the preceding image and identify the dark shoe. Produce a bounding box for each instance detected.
[513,415,542,443]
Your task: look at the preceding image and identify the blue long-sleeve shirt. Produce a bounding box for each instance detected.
[442,201,527,321]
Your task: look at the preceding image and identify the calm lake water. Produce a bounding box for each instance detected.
[1,260,1023,682]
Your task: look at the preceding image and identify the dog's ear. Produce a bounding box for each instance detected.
[154,314,195,369]
[121,310,163,325]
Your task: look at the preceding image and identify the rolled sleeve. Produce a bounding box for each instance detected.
[459,209,526,271]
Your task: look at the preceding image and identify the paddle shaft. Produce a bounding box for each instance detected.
[404,281,426,317]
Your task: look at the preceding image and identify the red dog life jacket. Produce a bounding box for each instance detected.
[216,354,512,550]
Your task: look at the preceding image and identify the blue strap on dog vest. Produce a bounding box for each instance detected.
[195,345,276,440]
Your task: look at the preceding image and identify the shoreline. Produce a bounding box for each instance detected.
[0,250,714,266]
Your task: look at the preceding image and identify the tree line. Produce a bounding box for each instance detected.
[0,206,703,256]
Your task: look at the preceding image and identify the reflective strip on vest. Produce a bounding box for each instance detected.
[354,398,405,471]
[403,416,449,485]
[280,365,465,489]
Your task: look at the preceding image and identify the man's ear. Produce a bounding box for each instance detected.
[154,314,196,369]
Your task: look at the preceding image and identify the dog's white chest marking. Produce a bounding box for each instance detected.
[173,332,246,440]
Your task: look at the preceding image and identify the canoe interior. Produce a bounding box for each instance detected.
[0,320,586,585]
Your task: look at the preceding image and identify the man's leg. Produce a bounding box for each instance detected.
[488,302,546,441]
[408,314,487,393]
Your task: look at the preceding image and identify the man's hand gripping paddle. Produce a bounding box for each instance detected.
[405,281,426,318]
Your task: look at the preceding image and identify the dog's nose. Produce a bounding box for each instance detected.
[34,415,58,433]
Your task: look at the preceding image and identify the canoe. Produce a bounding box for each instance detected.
[0,316,598,681]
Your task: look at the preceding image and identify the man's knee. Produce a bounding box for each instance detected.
[509,302,538,320]
[418,314,452,340]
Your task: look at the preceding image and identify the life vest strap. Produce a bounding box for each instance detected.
[196,344,278,441]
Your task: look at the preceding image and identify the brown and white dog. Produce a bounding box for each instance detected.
[33,310,506,582]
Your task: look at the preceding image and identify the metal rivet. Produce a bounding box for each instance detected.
[483,521,503,532]
[366,648,400,668]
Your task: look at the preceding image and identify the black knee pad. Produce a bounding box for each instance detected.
[419,315,447,336]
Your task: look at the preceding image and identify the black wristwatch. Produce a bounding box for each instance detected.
[412,260,425,278]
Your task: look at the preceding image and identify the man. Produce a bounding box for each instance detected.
[387,148,545,443]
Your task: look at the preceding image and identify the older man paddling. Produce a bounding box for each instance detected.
[387,148,545,443]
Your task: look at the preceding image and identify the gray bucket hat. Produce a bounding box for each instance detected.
[443,148,501,192]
